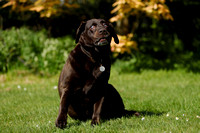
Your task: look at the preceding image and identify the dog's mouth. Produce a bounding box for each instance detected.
[97,38,109,46]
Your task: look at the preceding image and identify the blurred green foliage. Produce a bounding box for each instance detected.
[0,26,200,74]
[0,27,75,74]
[0,0,200,73]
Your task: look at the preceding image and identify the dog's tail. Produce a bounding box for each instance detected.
[123,110,140,117]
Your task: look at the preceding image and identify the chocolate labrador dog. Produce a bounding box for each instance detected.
[55,19,139,129]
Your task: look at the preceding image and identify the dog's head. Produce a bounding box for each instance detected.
[76,19,119,47]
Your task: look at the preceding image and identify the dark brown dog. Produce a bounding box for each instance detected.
[55,19,138,129]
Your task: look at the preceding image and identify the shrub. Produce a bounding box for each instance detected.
[1,27,199,74]
[40,37,74,73]
[0,27,75,74]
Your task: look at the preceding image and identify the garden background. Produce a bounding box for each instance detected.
[1,0,200,73]
[0,0,200,132]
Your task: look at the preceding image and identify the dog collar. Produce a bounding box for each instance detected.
[80,44,106,72]
[80,44,95,62]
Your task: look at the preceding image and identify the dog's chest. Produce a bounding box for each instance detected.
[92,60,111,79]
[92,64,105,78]
[81,62,110,95]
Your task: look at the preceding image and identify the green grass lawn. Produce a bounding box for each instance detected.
[0,68,200,133]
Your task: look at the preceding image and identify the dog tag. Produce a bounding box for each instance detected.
[99,65,105,72]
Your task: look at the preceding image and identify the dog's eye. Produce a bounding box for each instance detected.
[90,25,95,30]
[103,23,108,27]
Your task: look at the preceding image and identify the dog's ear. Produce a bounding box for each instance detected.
[109,23,119,44]
[76,21,86,43]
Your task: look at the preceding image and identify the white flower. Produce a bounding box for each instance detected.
[166,113,169,117]
[197,115,200,119]
[24,88,27,91]
[183,114,185,116]
[53,86,57,89]
[186,118,189,122]
[17,85,21,89]
[36,125,39,128]
[1,84,5,87]
[141,117,145,121]
[34,56,38,62]
[176,117,179,120]
[49,121,51,123]
[44,60,48,67]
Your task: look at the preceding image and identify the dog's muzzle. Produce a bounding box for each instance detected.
[97,38,109,46]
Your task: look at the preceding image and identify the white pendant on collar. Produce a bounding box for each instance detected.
[99,65,105,72]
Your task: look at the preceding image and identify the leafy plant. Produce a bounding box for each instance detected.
[110,0,173,22]
[40,36,74,73]
[111,33,138,58]
[2,0,79,18]
[0,27,75,74]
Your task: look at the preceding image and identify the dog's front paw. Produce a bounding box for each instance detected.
[55,119,67,129]
[91,117,100,126]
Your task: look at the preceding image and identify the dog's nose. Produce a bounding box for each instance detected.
[99,29,108,35]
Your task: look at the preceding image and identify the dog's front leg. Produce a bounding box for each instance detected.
[91,97,104,125]
[55,89,71,129]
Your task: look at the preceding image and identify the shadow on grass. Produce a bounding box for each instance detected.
[60,110,165,129]
[137,110,165,116]
[101,110,165,121]
[99,110,165,125]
